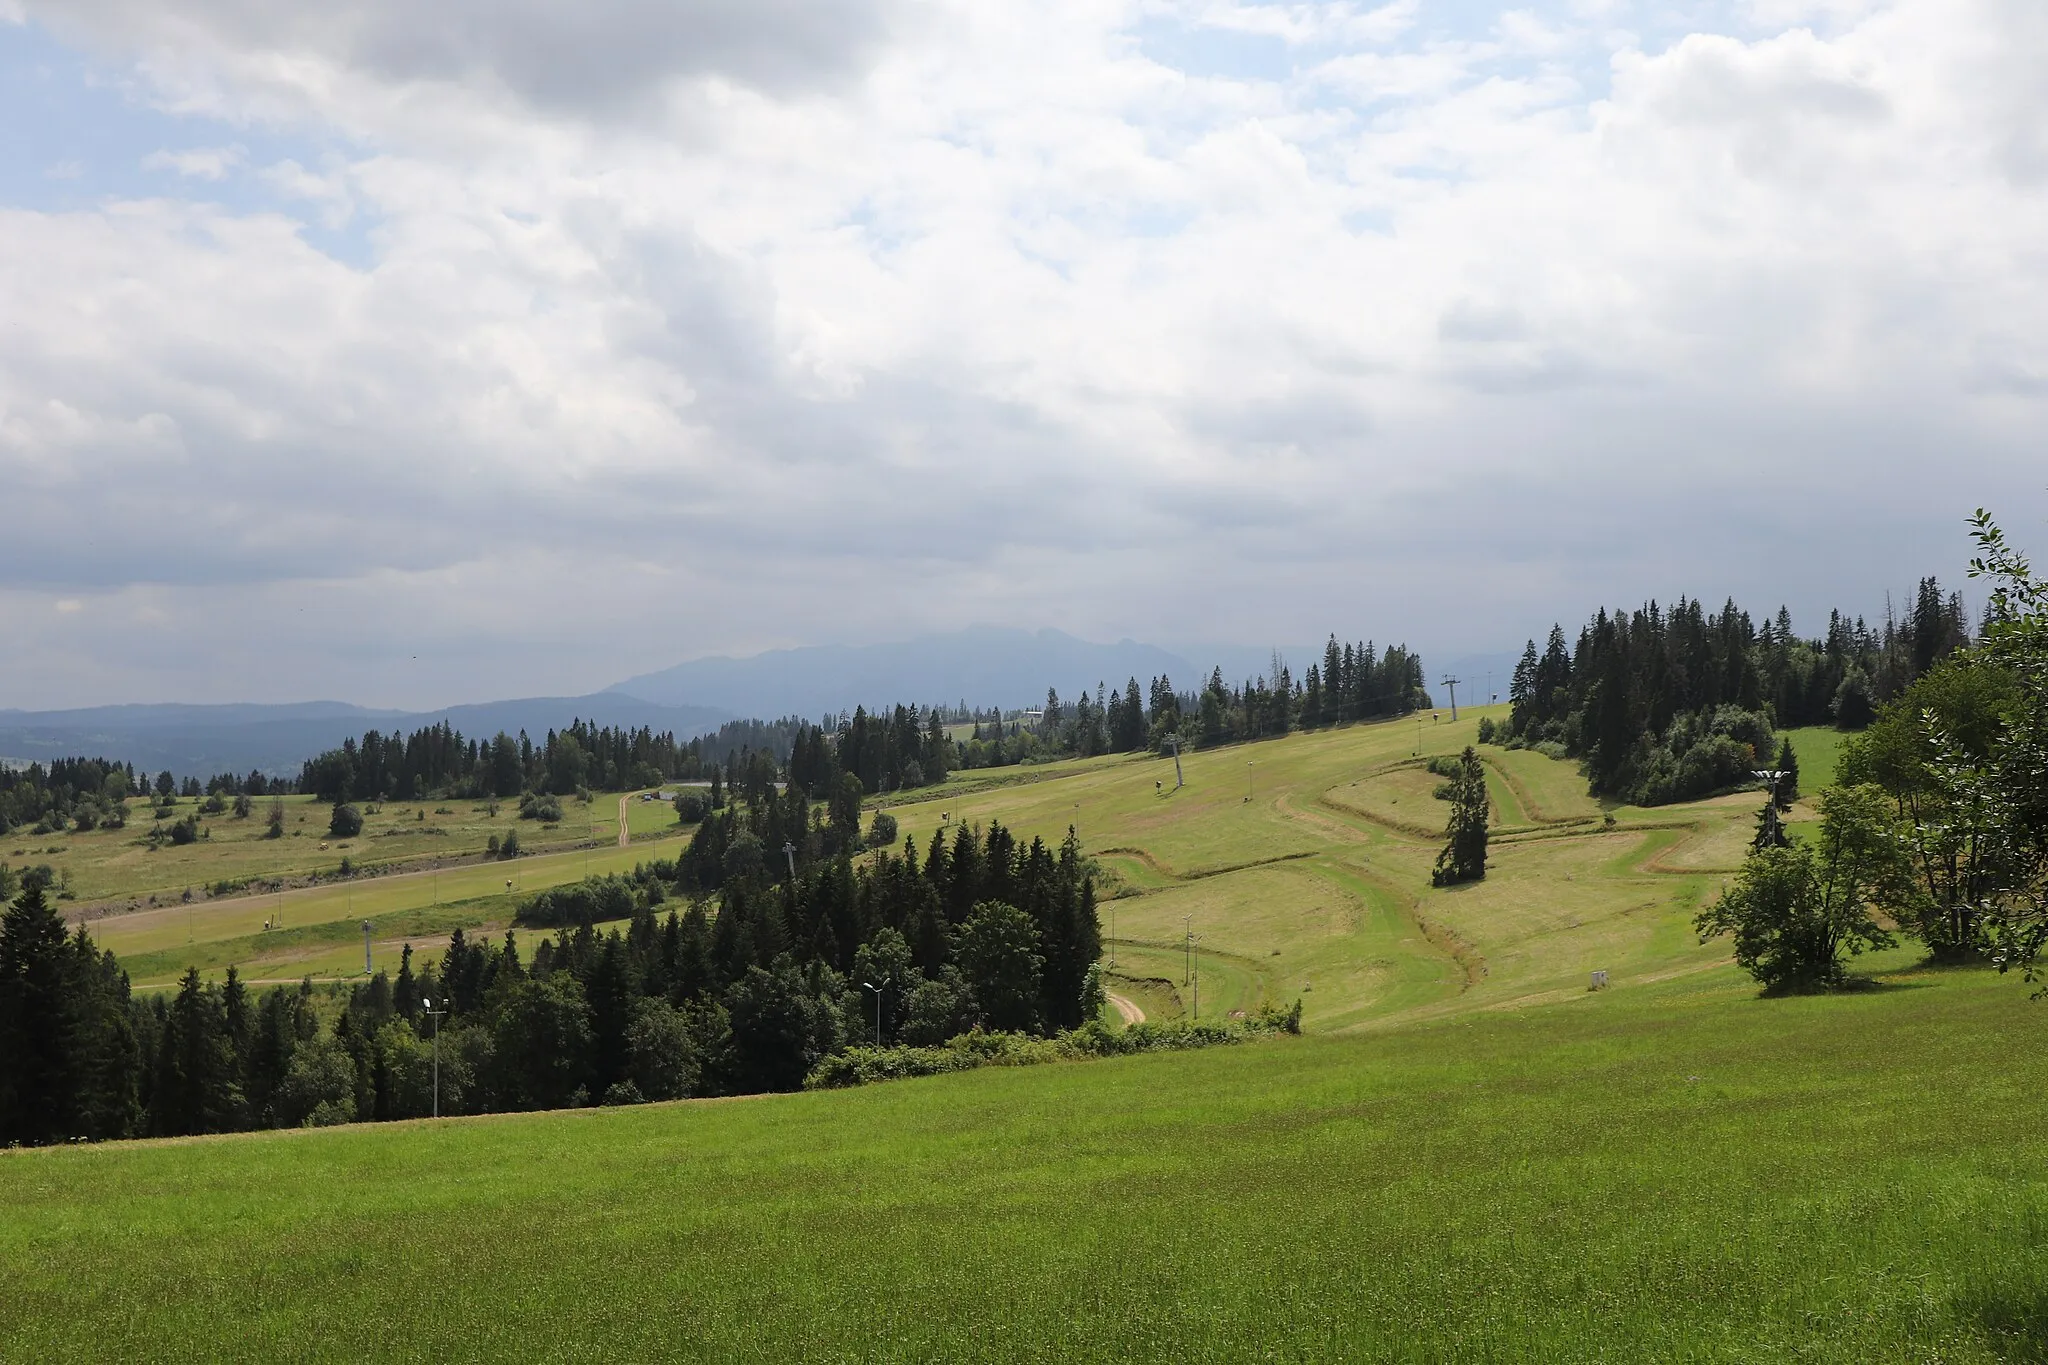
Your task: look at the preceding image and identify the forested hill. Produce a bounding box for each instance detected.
[1503,577,1971,805]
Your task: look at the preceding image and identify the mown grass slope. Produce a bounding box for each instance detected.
[2,963,2042,1362]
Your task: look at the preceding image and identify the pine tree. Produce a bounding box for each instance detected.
[0,877,80,1143]
[1431,748,1490,887]
[1774,737,1799,809]
[1752,790,1789,853]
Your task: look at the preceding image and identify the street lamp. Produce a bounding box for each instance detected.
[422,996,449,1118]
[861,978,890,1046]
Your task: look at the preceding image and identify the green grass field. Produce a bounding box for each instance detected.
[9,790,631,910]
[3,962,2042,1362]
[7,713,2046,1358]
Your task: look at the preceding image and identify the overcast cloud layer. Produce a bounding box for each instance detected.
[1,0,2044,709]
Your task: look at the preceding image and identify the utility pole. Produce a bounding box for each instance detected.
[1192,935,1199,1020]
[1246,762,1254,803]
[1168,734,1185,789]
[862,979,890,1046]
[423,997,448,1118]
[1183,915,1192,986]
[1441,676,1462,722]
[783,840,797,880]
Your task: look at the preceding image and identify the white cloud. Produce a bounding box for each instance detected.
[0,0,2044,706]
[141,144,246,179]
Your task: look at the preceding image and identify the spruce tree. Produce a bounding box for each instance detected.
[1752,790,1789,853]
[0,877,80,1143]
[1431,748,1490,887]
[1774,737,1800,808]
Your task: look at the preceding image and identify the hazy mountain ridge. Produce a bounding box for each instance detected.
[0,696,734,780]
[0,631,1515,778]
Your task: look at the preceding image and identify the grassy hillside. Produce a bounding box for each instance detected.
[7,710,2043,1358]
[3,963,2042,1362]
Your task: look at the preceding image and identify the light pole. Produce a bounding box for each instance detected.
[1183,914,1192,986]
[422,996,448,1118]
[1191,934,1199,1020]
[1246,762,1254,803]
[1414,717,1423,756]
[1073,803,1080,847]
[861,978,890,1046]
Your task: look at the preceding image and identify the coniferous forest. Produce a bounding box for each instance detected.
[1,632,1423,1142]
[1502,578,1972,805]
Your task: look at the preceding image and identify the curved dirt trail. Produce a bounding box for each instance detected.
[1107,993,1146,1026]
[618,793,632,847]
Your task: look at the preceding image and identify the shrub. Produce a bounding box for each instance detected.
[329,803,364,838]
[869,811,899,847]
[804,1004,1302,1090]
[518,792,563,823]
[673,792,708,824]
[516,874,638,927]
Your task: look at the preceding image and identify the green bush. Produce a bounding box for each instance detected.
[804,1003,1302,1090]
[329,803,364,838]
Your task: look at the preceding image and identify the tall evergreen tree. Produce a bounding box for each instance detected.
[1431,748,1490,887]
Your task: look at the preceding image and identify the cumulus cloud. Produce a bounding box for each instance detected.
[0,0,2044,707]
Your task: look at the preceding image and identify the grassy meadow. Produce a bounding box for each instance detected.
[9,707,2045,1359]
[2,962,2042,1362]
[10,787,683,913]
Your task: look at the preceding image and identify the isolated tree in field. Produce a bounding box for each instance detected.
[329,803,363,838]
[1697,784,1916,992]
[1751,786,1789,854]
[1774,738,1800,808]
[1431,747,1489,887]
[266,796,286,839]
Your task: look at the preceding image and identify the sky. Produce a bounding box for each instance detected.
[1,0,2044,710]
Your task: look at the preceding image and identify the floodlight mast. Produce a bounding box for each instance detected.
[422,997,449,1119]
[861,979,890,1046]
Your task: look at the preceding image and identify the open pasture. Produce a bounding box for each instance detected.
[3,963,2042,1362]
[10,791,622,911]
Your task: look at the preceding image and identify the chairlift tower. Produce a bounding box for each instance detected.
[1441,676,1462,722]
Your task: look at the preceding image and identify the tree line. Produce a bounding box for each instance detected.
[1696,516,2047,989]
[0,806,1102,1141]
[1502,580,1971,805]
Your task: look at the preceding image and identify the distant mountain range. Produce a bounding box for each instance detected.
[610,628,1518,719]
[1,628,1518,778]
[609,627,1210,718]
[0,695,734,781]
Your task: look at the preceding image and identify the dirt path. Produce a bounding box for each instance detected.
[617,793,632,847]
[1107,992,1146,1026]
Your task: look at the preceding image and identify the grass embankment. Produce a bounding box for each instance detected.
[3,964,2042,1362]
[85,834,687,989]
